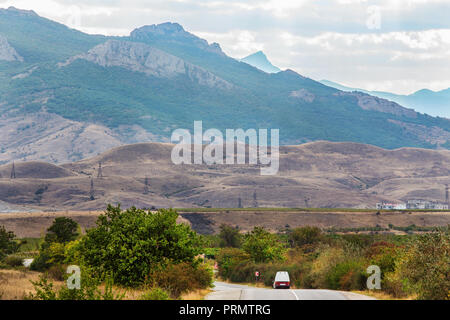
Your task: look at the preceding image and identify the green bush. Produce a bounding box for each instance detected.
[31,242,66,272]
[78,205,203,286]
[395,230,449,300]
[289,226,323,248]
[341,234,374,248]
[218,224,242,248]
[383,273,408,298]
[4,254,24,267]
[147,262,213,298]
[0,225,19,260]
[44,217,79,244]
[242,227,287,263]
[140,288,170,300]
[47,264,67,281]
[30,217,80,272]
[325,259,367,291]
[28,270,124,300]
[366,241,400,277]
[217,248,251,279]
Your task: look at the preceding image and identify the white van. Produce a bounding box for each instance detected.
[273,271,290,289]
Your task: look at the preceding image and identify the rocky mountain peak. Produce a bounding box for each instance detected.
[130,22,224,56]
[0,35,23,62]
[0,6,38,17]
[59,40,232,90]
[241,50,281,73]
[132,22,185,37]
[334,91,418,118]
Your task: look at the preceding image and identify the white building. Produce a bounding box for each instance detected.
[406,200,449,210]
[376,203,406,210]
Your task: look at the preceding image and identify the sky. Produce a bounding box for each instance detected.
[1,0,450,94]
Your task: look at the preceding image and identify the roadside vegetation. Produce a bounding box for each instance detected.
[1,207,448,300]
[205,224,449,300]
[1,205,213,300]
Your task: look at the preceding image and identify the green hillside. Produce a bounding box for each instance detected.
[0,7,449,150]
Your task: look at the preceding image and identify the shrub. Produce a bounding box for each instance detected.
[147,262,213,299]
[4,254,24,267]
[366,241,400,277]
[47,264,67,281]
[44,217,79,244]
[395,230,449,300]
[79,205,202,286]
[218,224,242,248]
[289,226,323,248]
[383,272,408,298]
[28,270,124,300]
[341,234,374,248]
[31,242,66,272]
[140,288,170,300]
[0,225,18,260]
[325,259,366,291]
[216,248,251,279]
[310,246,345,288]
[242,227,287,263]
[63,239,83,265]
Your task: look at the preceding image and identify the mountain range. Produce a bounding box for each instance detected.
[239,50,450,120]
[320,80,450,119]
[0,6,449,165]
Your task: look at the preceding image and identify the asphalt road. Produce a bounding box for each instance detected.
[206,282,376,300]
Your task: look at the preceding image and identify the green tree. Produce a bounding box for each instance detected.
[218,224,242,248]
[0,225,18,260]
[78,205,203,286]
[45,217,79,244]
[289,226,323,248]
[31,217,80,271]
[396,229,449,300]
[216,248,251,279]
[242,227,286,263]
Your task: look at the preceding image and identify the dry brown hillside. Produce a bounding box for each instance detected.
[0,141,449,211]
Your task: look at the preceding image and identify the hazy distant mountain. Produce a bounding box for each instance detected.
[0,6,449,164]
[241,51,281,73]
[320,80,450,119]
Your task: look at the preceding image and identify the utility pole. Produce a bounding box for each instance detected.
[90,177,95,200]
[446,184,449,206]
[10,161,16,179]
[144,176,149,194]
[97,162,103,179]
[304,197,310,208]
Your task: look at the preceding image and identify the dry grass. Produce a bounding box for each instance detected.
[352,290,416,300]
[180,289,212,300]
[0,269,63,300]
[0,268,211,300]
[119,287,212,300]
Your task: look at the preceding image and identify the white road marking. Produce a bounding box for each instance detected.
[290,290,300,300]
